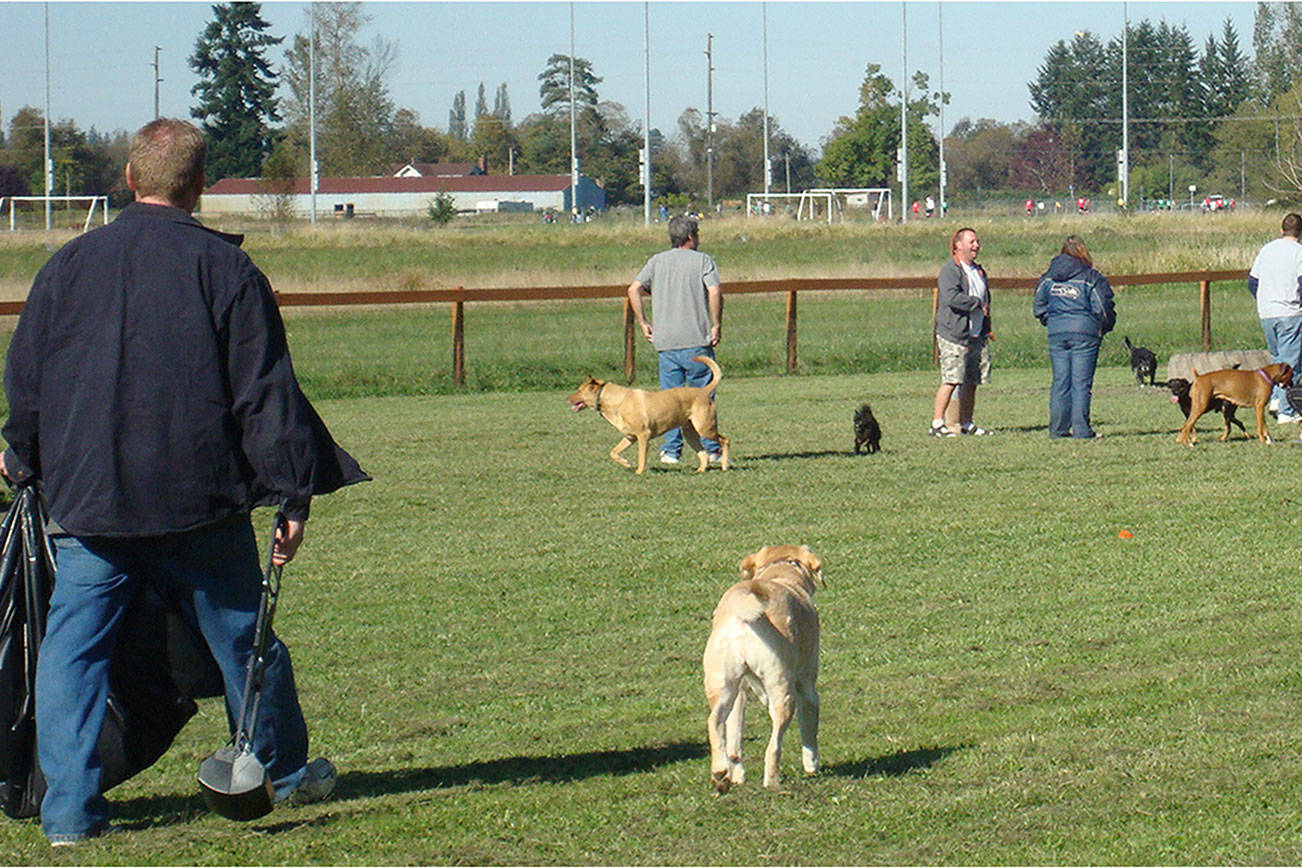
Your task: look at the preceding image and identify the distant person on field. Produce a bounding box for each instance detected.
[1248,212,1302,423]
[931,227,993,437]
[1032,235,1116,439]
[1,118,368,844]
[627,215,724,465]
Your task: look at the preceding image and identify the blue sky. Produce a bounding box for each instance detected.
[3,2,1260,153]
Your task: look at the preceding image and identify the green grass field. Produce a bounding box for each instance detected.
[3,365,1302,865]
[0,213,1298,864]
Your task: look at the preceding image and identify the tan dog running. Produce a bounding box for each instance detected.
[566,356,730,474]
[1176,362,1293,446]
[702,545,823,793]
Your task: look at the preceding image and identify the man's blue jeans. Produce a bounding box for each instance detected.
[657,347,721,458]
[1047,332,1101,438]
[1261,315,1302,411]
[35,516,308,841]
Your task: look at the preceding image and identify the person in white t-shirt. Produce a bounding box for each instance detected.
[1248,213,1302,423]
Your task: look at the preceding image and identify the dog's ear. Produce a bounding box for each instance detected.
[796,546,826,587]
[738,552,758,580]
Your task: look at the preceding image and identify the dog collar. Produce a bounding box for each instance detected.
[595,383,606,415]
[1257,368,1274,384]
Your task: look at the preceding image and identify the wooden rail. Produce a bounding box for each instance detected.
[0,269,1249,385]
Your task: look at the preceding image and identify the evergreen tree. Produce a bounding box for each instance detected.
[188,1,282,181]
[538,54,601,115]
[475,82,489,120]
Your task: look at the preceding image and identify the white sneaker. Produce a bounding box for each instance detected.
[707,452,722,464]
[1279,412,1302,424]
[286,758,337,806]
[1270,396,1281,413]
[659,452,679,465]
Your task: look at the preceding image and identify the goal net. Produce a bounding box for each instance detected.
[1,195,110,232]
[746,188,893,223]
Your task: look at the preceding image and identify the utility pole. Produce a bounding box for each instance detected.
[705,33,715,212]
[152,46,163,119]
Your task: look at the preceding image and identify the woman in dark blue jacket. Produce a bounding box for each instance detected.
[1033,235,1116,438]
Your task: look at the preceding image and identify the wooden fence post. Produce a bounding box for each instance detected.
[1199,280,1211,351]
[623,298,637,384]
[785,290,798,373]
[452,299,465,386]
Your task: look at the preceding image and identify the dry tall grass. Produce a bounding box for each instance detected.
[0,209,1278,300]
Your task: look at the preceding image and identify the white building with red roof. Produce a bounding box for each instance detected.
[199,170,606,219]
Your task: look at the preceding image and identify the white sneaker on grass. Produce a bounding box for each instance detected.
[659,452,679,465]
[284,758,337,806]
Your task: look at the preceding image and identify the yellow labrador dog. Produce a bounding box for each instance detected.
[566,356,730,474]
[702,545,823,793]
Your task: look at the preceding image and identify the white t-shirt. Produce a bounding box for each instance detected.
[1249,236,1302,319]
[959,261,987,304]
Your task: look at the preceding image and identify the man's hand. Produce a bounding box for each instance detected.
[0,452,9,482]
[272,518,305,566]
[710,324,721,346]
[639,320,654,342]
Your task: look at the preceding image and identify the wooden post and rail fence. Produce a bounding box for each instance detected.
[0,268,1248,387]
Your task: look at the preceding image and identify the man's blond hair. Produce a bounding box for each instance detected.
[128,119,206,204]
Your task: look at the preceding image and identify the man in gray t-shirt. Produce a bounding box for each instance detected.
[627,215,724,463]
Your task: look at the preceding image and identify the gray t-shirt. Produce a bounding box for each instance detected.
[634,247,721,351]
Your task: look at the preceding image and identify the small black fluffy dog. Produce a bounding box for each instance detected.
[1167,377,1246,438]
[854,403,881,453]
[1124,336,1158,386]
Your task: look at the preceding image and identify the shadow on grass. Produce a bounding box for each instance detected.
[106,742,708,830]
[333,741,709,799]
[827,744,969,779]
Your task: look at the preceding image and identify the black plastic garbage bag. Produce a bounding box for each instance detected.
[0,484,223,820]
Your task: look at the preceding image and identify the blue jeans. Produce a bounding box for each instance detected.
[1261,316,1302,411]
[1047,332,1101,438]
[36,517,308,841]
[657,347,721,458]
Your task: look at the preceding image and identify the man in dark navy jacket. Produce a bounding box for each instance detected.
[2,119,366,845]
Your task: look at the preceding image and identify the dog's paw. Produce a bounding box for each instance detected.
[711,770,732,794]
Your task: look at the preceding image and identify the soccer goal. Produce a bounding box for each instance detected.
[805,188,893,222]
[1,195,110,232]
[745,191,836,224]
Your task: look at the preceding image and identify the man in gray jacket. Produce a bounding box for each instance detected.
[931,227,993,436]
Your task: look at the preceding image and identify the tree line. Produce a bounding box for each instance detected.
[2,1,1302,210]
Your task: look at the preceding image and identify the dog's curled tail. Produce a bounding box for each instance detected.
[733,581,770,622]
[691,356,723,392]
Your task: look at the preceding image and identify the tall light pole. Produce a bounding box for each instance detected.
[705,33,715,212]
[152,46,163,119]
[762,3,771,206]
[937,2,946,217]
[309,16,318,224]
[643,2,651,225]
[900,2,908,224]
[569,2,579,220]
[1120,1,1130,210]
[43,2,51,232]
